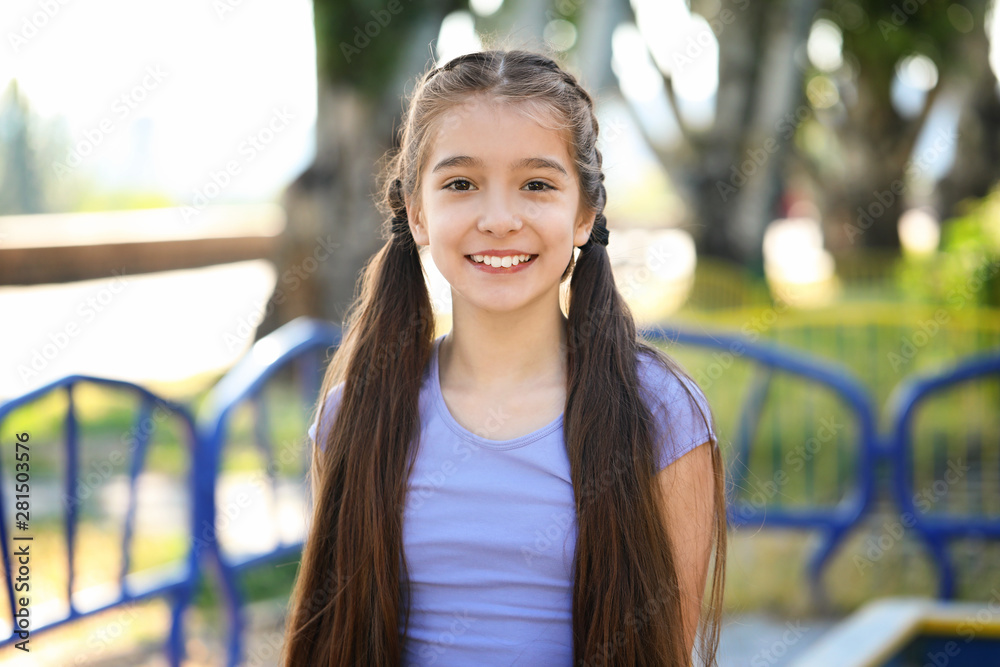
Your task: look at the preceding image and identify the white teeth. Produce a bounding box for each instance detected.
[471,254,533,267]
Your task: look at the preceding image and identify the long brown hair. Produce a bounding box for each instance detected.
[281,48,727,666]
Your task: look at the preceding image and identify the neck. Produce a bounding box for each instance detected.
[440,298,569,393]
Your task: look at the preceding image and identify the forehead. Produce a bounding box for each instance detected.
[426,97,574,169]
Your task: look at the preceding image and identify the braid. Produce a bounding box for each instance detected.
[388,177,416,249]
[543,64,609,250]
[561,71,596,111]
[570,86,610,250]
[442,51,493,71]
[425,51,497,83]
[388,177,405,217]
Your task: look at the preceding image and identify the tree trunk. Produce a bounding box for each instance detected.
[291,82,386,326]
[617,0,814,266]
[936,21,1000,220]
[267,7,450,335]
[722,0,820,264]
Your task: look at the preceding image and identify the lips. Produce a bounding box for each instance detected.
[465,250,536,257]
[465,253,537,262]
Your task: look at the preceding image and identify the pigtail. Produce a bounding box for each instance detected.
[566,134,725,667]
[280,168,432,666]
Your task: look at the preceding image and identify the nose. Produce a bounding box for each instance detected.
[477,187,524,237]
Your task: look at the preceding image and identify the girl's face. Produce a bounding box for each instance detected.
[407,97,596,318]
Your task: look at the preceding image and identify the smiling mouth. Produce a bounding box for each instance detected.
[465,254,538,267]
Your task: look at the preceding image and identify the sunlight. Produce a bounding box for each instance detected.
[763,217,839,307]
[435,11,483,66]
[898,208,941,256]
[1,0,318,203]
[807,19,844,72]
[989,0,1000,82]
[628,0,718,127]
[611,23,666,104]
[0,260,278,399]
[469,0,503,18]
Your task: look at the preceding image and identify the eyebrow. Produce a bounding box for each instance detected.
[431,155,569,177]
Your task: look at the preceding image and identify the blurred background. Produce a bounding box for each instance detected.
[1,0,999,665]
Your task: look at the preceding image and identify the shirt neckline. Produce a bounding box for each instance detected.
[430,333,564,450]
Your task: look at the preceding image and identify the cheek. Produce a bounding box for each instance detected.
[435,221,467,249]
[431,204,469,231]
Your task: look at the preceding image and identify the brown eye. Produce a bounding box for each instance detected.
[445,179,473,191]
[525,181,553,191]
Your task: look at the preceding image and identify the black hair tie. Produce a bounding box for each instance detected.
[392,212,409,235]
[389,177,410,235]
[585,214,610,248]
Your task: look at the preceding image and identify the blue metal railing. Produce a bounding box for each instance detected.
[2,316,996,663]
[885,351,1000,599]
[196,317,340,667]
[0,376,201,665]
[640,326,880,609]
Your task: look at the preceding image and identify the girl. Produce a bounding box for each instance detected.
[282,49,726,666]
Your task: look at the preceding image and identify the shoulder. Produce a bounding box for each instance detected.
[636,349,707,407]
[635,348,717,471]
[307,381,347,451]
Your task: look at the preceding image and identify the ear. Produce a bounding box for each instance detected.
[406,197,429,246]
[574,209,598,248]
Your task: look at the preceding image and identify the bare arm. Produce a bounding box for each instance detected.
[655,440,716,659]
